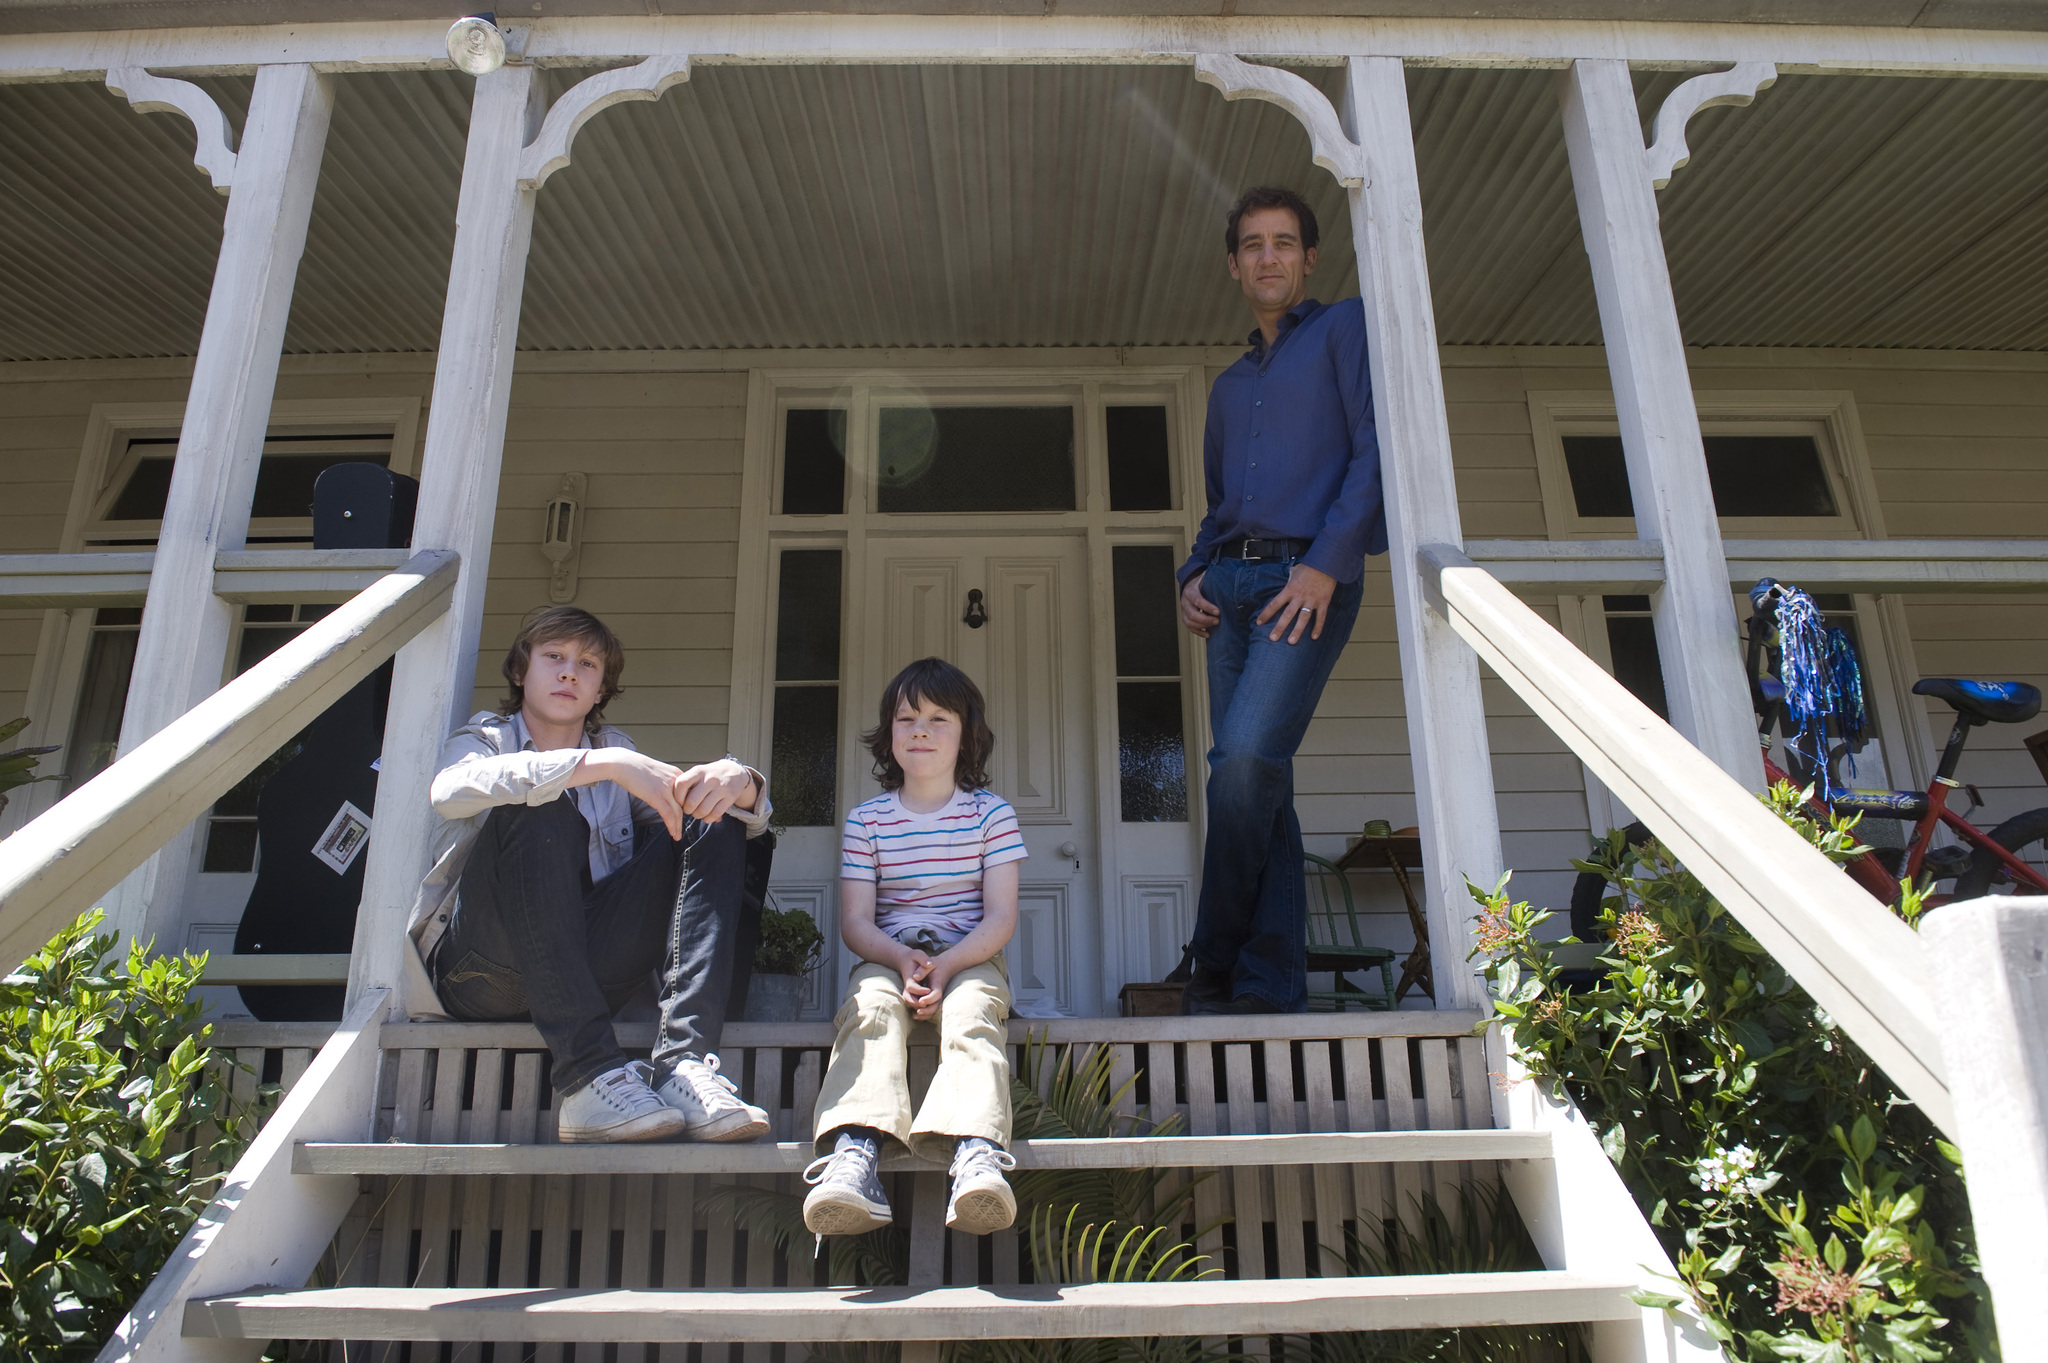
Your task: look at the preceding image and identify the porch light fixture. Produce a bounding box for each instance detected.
[541,473,585,603]
[447,16,508,76]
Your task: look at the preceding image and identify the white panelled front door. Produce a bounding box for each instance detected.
[864,535,1099,1016]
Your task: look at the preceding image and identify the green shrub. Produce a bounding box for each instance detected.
[1,910,260,1362]
[1469,784,1995,1362]
[0,715,60,820]
[754,899,827,976]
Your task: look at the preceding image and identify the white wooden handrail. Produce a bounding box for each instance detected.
[1419,544,1954,1139]
[0,550,458,977]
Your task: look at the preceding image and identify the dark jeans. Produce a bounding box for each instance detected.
[434,797,748,1095]
[1192,555,1363,1011]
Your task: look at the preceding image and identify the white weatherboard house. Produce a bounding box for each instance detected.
[1,1,2045,1359]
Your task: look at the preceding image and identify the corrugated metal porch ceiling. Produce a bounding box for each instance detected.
[2,61,2045,360]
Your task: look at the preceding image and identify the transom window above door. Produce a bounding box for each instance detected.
[772,377,1191,518]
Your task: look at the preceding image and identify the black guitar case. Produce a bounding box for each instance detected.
[232,463,417,1020]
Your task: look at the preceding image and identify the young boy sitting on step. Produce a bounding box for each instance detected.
[803,657,1027,1237]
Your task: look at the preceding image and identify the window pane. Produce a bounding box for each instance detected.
[1605,615,1670,721]
[62,621,139,795]
[1106,407,1172,512]
[771,686,839,826]
[1704,437,1836,517]
[108,456,175,521]
[251,452,391,520]
[1111,545,1181,678]
[874,407,1075,513]
[1118,682,1188,822]
[775,550,843,682]
[236,624,302,674]
[1565,433,1837,519]
[782,409,848,515]
[1561,437,1632,518]
[201,821,260,874]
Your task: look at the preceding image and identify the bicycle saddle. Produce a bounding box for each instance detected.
[1912,677,2042,725]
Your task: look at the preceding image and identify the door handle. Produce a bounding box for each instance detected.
[963,588,987,629]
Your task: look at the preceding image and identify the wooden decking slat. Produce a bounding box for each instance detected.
[185,1273,1643,1342]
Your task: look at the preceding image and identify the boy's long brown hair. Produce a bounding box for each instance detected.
[864,657,995,792]
[498,605,626,737]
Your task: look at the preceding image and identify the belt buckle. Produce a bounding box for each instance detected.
[1237,539,1258,560]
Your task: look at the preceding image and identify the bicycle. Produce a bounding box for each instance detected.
[1570,578,2048,938]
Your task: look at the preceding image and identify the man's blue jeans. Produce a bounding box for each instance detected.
[1192,556,1363,1011]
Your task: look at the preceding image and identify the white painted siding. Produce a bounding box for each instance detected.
[0,345,2042,947]
[475,369,748,767]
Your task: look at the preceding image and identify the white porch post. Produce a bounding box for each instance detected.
[109,63,335,948]
[1342,57,1502,1010]
[347,65,543,1004]
[1558,59,1759,787]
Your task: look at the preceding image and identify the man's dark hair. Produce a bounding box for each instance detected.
[1225,186,1320,256]
[863,656,996,793]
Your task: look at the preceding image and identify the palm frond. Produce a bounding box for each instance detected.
[695,1180,908,1289]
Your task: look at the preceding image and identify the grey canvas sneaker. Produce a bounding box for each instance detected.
[944,1136,1018,1234]
[556,1063,690,1144]
[654,1053,771,1142]
[802,1129,894,1236]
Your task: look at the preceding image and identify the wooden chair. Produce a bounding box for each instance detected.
[1304,852,1397,1012]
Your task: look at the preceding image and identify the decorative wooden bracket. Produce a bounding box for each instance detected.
[106,67,237,194]
[1644,61,1776,190]
[517,55,692,190]
[1192,54,1368,189]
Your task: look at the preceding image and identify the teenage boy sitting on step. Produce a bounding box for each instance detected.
[403,605,774,1145]
[802,657,1027,1237]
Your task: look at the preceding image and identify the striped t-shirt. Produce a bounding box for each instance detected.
[841,787,1029,940]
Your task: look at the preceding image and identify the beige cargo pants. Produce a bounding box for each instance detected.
[811,953,1013,1161]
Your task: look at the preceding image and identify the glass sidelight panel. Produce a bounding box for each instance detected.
[874,406,1075,513]
[1111,545,1187,822]
[781,409,848,515]
[1106,406,1172,512]
[62,607,142,795]
[771,548,844,826]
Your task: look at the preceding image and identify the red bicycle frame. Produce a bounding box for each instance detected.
[1762,753,2048,903]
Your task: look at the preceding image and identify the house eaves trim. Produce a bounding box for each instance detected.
[6,14,2048,81]
[3,0,2047,36]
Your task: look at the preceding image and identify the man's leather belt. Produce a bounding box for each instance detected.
[1215,537,1311,563]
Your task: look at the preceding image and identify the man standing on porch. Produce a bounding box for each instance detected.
[1177,186,1388,1015]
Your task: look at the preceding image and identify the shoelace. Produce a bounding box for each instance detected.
[949,1143,1017,1180]
[679,1055,742,1104]
[594,1069,660,1114]
[801,1142,879,1187]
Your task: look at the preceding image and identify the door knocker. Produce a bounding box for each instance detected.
[963,589,987,629]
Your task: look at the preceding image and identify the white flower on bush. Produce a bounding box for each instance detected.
[1691,1144,1776,1197]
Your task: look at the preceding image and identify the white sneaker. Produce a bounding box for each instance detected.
[655,1053,771,1142]
[944,1137,1018,1234]
[557,1063,690,1144]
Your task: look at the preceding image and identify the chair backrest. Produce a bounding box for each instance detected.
[1305,852,1367,951]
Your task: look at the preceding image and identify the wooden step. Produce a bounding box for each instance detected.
[185,1273,1641,1343]
[295,1128,1549,1176]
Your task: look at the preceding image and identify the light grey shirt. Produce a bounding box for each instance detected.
[400,709,771,1019]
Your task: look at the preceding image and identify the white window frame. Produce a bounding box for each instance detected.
[6,396,421,835]
[1526,389,1939,831]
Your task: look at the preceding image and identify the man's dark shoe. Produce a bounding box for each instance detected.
[1180,961,1231,1015]
[1191,993,1281,1016]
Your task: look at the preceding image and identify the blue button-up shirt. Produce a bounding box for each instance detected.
[1177,297,1388,587]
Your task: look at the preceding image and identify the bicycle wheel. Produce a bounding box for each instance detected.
[1953,806,2048,900]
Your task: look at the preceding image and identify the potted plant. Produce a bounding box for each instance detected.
[745,898,825,1022]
